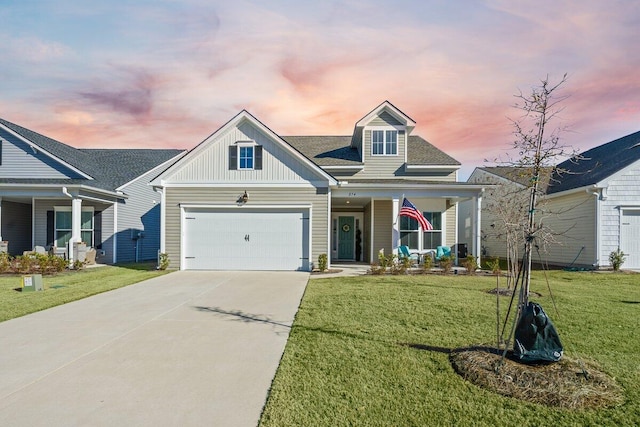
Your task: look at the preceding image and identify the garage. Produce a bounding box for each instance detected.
[182,207,310,271]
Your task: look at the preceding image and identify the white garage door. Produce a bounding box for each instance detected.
[182,208,310,271]
[621,210,640,269]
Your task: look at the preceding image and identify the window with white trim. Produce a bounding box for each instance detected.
[239,145,254,169]
[399,212,442,250]
[371,130,398,155]
[228,143,263,170]
[54,207,94,248]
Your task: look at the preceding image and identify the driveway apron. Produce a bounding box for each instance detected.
[0,271,309,427]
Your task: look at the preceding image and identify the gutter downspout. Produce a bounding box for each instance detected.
[586,185,601,268]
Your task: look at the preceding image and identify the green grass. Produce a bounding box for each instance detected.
[260,271,640,426]
[0,263,169,322]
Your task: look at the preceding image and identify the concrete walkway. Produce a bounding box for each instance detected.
[0,271,309,427]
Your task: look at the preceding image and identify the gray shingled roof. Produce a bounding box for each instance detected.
[407,136,460,166]
[476,166,553,192]
[547,130,640,194]
[0,117,184,192]
[80,149,185,189]
[282,136,361,166]
[282,135,460,167]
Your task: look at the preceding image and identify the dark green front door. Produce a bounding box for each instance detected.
[338,216,355,259]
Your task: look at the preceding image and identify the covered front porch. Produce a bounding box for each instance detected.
[0,185,121,263]
[329,182,485,266]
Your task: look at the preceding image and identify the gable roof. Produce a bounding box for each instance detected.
[284,135,460,167]
[355,100,416,129]
[151,110,337,185]
[0,117,94,179]
[547,130,640,194]
[0,117,184,192]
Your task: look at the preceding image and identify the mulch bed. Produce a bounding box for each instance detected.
[449,347,624,409]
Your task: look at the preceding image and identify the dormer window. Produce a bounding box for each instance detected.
[372,130,397,155]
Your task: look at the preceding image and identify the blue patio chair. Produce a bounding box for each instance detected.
[435,245,451,261]
[398,245,419,264]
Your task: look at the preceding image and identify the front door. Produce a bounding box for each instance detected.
[338,216,355,260]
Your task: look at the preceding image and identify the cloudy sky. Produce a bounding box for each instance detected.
[1,0,638,178]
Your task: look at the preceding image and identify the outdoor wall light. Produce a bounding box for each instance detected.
[241,191,249,203]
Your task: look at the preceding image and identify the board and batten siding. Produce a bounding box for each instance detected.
[33,199,115,263]
[598,162,640,267]
[164,187,329,270]
[165,121,321,184]
[116,167,165,262]
[0,129,84,179]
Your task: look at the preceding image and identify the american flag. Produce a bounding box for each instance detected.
[400,198,433,230]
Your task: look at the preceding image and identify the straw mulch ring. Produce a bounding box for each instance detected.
[450,347,624,409]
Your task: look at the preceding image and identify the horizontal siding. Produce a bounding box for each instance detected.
[355,129,406,179]
[33,199,115,263]
[599,164,640,267]
[445,201,456,248]
[1,201,32,255]
[164,187,328,270]
[541,192,596,266]
[116,168,163,262]
[372,200,392,257]
[165,121,321,184]
[369,111,402,126]
[0,128,82,179]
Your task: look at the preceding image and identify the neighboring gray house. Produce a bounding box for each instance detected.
[0,118,185,263]
[151,102,487,271]
[462,130,640,269]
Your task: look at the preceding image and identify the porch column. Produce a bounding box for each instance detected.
[392,197,400,254]
[69,198,83,263]
[475,193,482,266]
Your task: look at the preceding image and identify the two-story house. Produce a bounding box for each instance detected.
[151,102,486,271]
[0,118,185,263]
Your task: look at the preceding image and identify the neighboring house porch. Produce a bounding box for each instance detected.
[0,117,185,263]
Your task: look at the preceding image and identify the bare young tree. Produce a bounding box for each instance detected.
[510,74,572,309]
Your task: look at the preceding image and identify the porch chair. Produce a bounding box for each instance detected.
[435,245,451,262]
[398,245,419,265]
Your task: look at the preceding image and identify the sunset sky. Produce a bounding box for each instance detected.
[1,0,638,179]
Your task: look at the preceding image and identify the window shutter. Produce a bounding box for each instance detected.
[94,211,102,249]
[255,146,263,170]
[46,210,54,248]
[228,146,237,170]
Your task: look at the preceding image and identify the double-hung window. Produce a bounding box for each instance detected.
[371,130,398,155]
[399,211,442,250]
[54,207,94,248]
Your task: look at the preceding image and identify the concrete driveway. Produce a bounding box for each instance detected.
[0,271,309,427]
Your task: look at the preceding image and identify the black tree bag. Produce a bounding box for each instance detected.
[514,302,563,363]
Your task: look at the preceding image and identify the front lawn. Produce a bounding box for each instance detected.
[0,263,169,322]
[260,271,640,426]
